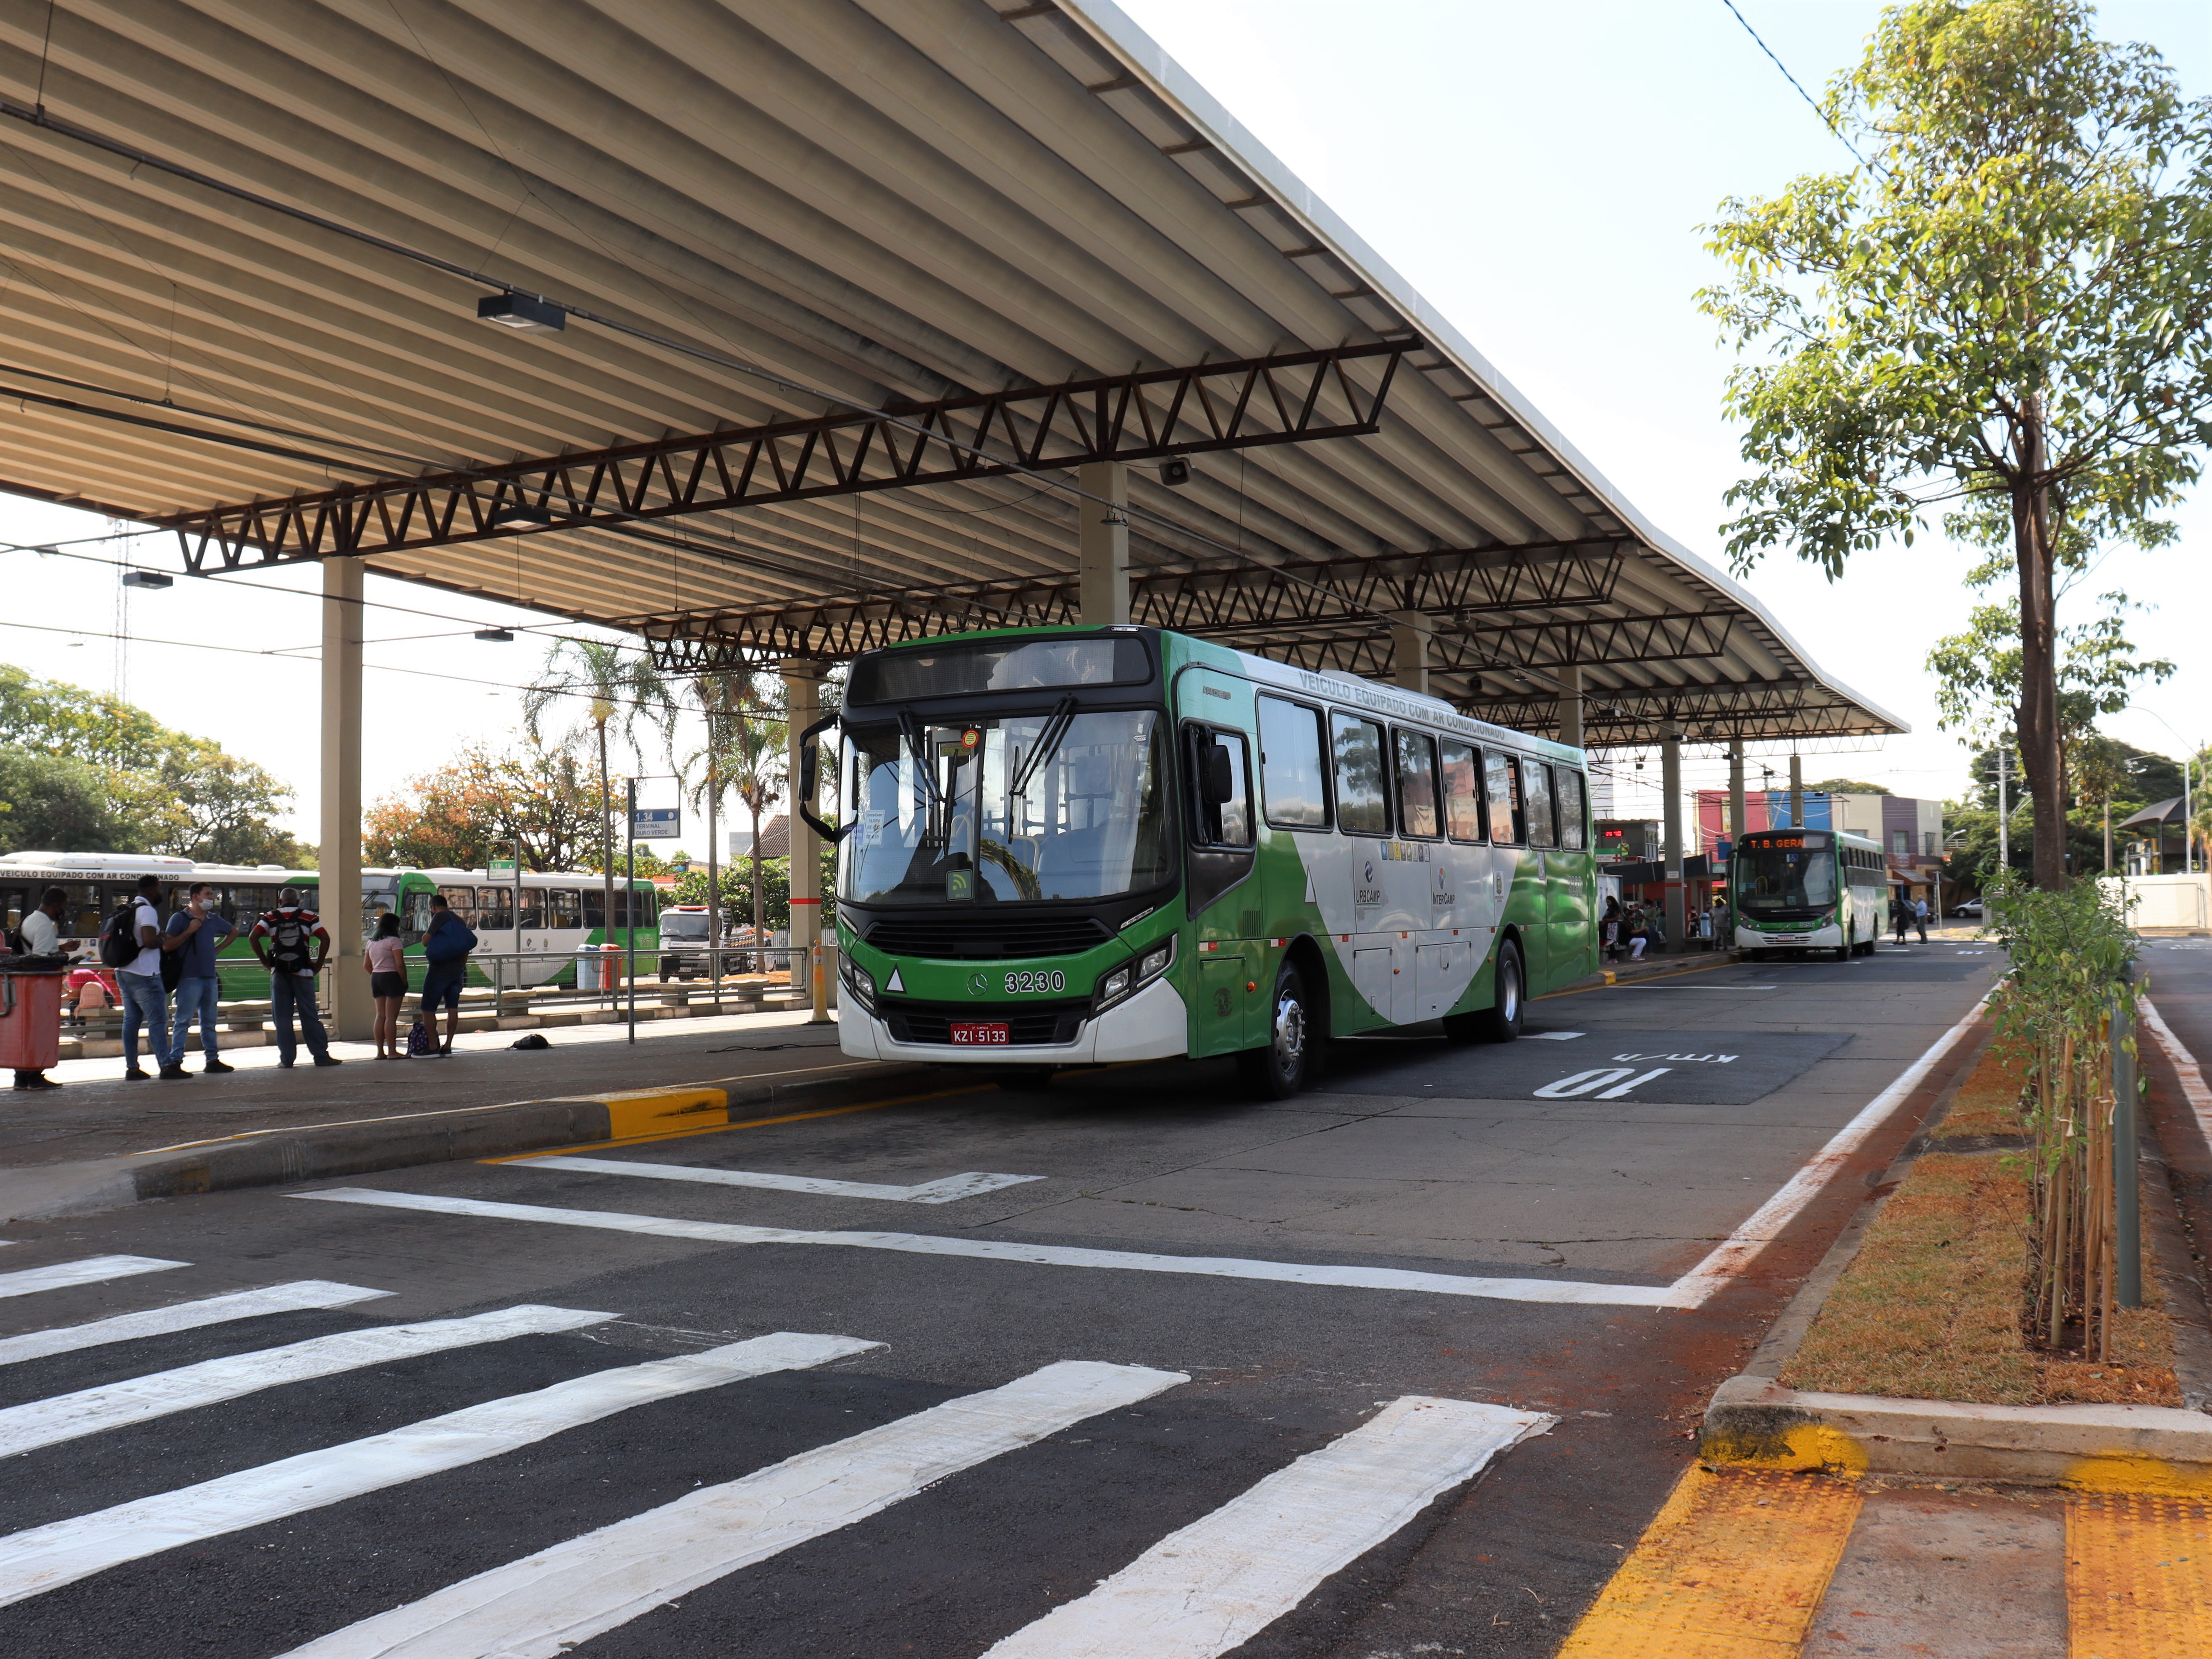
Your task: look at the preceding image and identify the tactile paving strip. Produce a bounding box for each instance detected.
[2069,1491,2212,1658]
[1556,1465,1863,1657]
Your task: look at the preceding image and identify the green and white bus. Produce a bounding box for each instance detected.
[0,853,661,990]
[1727,827,1888,960]
[813,626,1595,1097]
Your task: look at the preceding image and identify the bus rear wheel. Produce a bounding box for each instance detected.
[1239,963,1311,1099]
[1446,938,1523,1044]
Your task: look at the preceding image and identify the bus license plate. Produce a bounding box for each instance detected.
[950,1022,1010,1046]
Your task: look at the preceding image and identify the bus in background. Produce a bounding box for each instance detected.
[0,854,661,989]
[1727,827,1887,961]
[813,625,1595,1097]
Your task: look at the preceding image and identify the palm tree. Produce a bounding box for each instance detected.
[521,638,674,948]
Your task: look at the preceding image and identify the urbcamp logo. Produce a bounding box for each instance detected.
[1364,859,1375,882]
[966,972,990,995]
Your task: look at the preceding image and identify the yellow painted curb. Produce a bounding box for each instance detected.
[562,1086,730,1140]
[1556,1464,1861,1657]
[2068,1490,2212,1656]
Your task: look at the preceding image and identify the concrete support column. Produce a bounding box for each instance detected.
[320,556,371,1040]
[1554,665,1584,748]
[783,661,831,1023]
[1789,753,1804,831]
[1662,735,1685,952]
[1077,460,1129,625]
[1389,610,1430,695]
[1727,742,1747,843]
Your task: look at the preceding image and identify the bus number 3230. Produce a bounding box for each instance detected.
[1004,971,1068,995]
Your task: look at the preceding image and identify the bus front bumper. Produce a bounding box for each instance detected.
[839,974,1189,1067]
[1736,924,1843,950]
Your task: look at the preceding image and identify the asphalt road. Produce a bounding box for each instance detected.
[0,944,1999,1658]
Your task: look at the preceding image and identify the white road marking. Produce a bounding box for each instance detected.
[1532,1068,1636,1099]
[1523,1031,1584,1041]
[294,1189,1682,1308]
[0,1304,613,1459]
[0,1256,187,1301]
[1667,993,1991,1306]
[2142,998,2212,1147]
[979,1395,1553,1659]
[512,1157,1042,1205]
[1595,1068,1671,1099]
[0,1331,877,1608]
[0,1281,394,1367]
[1621,984,1777,990]
[278,1360,1186,1659]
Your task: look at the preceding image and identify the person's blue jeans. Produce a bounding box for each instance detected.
[269,972,330,1065]
[118,971,173,1070]
[173,975,222,1060]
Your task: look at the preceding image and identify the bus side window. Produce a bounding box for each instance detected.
[1330,713,1388,835]
[1485,751,1522,845]
[1556,769,1587,849]
[404,890,433,942]
[1441,741,1483,842]
[517,887,543,929]
[1524,761,1556,847]
[1392,728,1441,838]
[583,888,607,930]
[547,889,581,930]
[478,887,514,930]
[438,885,477,927]
[1187,725,1254,847]
[1257,696,1329,827]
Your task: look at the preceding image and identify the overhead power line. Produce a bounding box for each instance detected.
[1718,0,1879,174]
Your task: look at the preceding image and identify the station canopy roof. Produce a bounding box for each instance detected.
[0,0,1904,748]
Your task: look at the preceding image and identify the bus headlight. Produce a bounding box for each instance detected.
[841,957,876,1012]
[1097,937,1175,1012]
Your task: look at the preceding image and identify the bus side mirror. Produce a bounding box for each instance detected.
[1204,745,1235,804]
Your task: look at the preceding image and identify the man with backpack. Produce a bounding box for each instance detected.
[248,887,342,1069]
[415,892,477,1058]
[103,874,184,1081]
[163,882,236,1075]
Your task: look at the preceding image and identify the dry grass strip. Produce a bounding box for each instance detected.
[1780,1045,2180,1407]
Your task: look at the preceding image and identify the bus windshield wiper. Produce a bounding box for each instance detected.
[1008,696,1078,802]
[898,710,949,813]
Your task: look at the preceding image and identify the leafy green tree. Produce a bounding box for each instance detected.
[522,640,675,947]
[1702,0,2212,887]
[0,748,136,853]
[1803,778,1889,795]
[364,739,611,872]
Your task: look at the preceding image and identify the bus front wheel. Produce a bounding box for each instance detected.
[1446,939,1523,1045]
[1239,963,1311,1099]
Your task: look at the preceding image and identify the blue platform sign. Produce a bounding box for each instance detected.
[630,806,681,840]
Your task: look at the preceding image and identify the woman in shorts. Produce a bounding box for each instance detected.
[364,913,409,1059]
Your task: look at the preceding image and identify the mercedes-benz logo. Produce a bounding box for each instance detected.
[966,971,989,995]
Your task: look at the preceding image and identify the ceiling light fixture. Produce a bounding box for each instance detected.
[475,292,566,333]
[121,570,172,589]
[487,503,556,529]
[474,627,516,642]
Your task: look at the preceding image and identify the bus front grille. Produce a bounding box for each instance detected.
[861,915,1113,960]
[879,997,1089,1046]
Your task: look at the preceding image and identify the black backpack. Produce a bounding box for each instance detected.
[262,908,318,974]
[97,902,141,969]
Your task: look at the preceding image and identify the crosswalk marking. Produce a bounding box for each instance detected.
[0,1304,614,1459]
[296,1189,1681,1308]
[514,1156,1042,1204]
[277,1359,1185,1659]
[0,1281,394,1367]
[0,1255,188,1300]
[0,1330,878,1608]
[981,1396,1553,1658]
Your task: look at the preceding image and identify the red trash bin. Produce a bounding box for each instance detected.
[0,966,63,1073]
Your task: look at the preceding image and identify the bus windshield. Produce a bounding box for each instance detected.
[843,709,1170,906]
[1736,846,1837,913]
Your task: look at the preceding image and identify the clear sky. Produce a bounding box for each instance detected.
[2,0,2207,838]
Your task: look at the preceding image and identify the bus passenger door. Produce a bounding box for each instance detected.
[1546,766,1594,984]
[1180,697,1259,1057]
